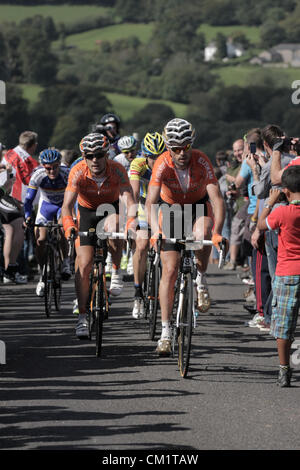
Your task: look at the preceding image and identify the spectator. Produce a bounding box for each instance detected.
[60,149,79,168]
[215,150,228,175]
[0,149,26,283]
[4,131,39,203]
[223,138,247,270]
[250,124,294,329]
[258,166,300,387]
[3,131,39,282]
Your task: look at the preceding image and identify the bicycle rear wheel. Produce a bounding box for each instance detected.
[44,247,54,318]
[148,260,161,341]
[54,248,62,311]
[178,272,193,378]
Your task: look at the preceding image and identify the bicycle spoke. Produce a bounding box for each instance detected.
[178,272,193,378]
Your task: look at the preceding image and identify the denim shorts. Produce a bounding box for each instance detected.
[270,275,300,340]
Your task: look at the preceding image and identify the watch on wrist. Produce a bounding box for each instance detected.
[264,204,273,210]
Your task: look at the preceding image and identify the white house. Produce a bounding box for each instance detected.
[204,39,244,62]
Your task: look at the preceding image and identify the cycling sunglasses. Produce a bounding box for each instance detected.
[84,151,108,160]
[44,163,60,171]
[169,143,191,154]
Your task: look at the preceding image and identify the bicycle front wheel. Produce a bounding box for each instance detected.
[95,273,105,357]
[54,248,62,311]
[148,261,161,341]
[178,272,193,378]
[44,246,54,318]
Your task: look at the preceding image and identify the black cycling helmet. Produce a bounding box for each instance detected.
[100,113,121,132]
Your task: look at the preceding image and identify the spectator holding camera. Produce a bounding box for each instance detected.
[257,166,300,387]
[271,136,300,186]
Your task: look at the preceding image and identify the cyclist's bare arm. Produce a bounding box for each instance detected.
[119,187,138,219]
[130,179,140,204]
[145,184,161,235]
[206,182,226,235]
[62,190,78,218]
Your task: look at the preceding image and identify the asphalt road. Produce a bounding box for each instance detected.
[1,264,300,453]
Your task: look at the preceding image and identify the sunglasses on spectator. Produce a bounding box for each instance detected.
[84,151,108,160]
[44,163,60,171]
[169,143,191,154]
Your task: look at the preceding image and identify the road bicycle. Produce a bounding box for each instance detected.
[35,222,65,318]
[168,236,227,378]
[143,234,162,341]
[78,228,124,357]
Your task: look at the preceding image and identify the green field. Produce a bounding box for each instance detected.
[18,84,187,120]
[106,92,187,120]
[56,22,154,50]
[215,65,300,88]
[197,23,261,44]
[0,4,111,24]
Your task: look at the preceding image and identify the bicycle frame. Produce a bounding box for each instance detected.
[78,229,125,356]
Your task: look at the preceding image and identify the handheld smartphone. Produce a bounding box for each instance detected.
[250,142,256,154]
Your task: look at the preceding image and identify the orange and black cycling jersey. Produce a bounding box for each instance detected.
[66,159,131,210]
[149,149,217,205]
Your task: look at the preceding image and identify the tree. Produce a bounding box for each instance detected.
[124,103,175,139]
[0,84,30,148]
[18,26,58,85]
[31,84,112,149]
[260,22,286,47]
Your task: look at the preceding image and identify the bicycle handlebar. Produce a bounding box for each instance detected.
[162,236,227,269]
[78,230,125,239]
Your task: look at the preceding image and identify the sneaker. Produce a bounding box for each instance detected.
[61,258,72,280]
[248,313,263,327]
[197,287,211,312]
[76,317,89,339]
[156,338,172,357]
[105,253,112,278]
[132,297,145,319]
[258,320,271,332]
[72,298,79,315]
[15,272,28,284]
[242,277,254,286]
[120,254,128,270]
[3,275,13,284]
[223,261,236,271]
[109,272,123,296]
[36,280,45,297]
[277,366,292,388]
[127,253,134,275]
[195,272,211,312]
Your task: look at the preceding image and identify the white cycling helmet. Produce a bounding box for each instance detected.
[162,118,195,147]
[118,135,137,153]
[79,132,110,154]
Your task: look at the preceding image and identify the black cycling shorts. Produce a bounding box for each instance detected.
[78,201,119,246]
[159,195,210,252]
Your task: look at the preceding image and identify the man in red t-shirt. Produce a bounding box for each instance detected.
[146,118,226,356]
[258,165,300,387]
[4,131,39,202]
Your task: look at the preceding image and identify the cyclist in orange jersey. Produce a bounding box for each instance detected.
[146,119,226,356]
[61,133,137,339]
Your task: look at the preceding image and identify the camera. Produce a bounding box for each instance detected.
[250,142,256,154]
[273,137,293,152]
[229,182,236,191]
